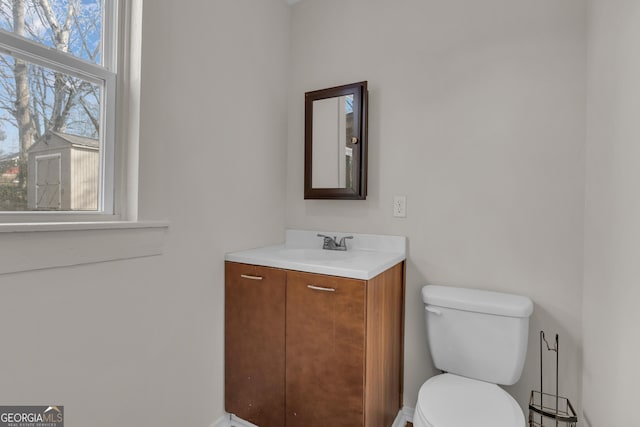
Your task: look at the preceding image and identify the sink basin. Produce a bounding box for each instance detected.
[225,230,406,280]
[274,248,355,262]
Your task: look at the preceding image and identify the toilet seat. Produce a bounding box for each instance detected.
[414,374,525,427]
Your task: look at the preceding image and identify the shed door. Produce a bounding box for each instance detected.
[36,154,61,210]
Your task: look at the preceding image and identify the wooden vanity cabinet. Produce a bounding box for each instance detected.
[225,261,405,427]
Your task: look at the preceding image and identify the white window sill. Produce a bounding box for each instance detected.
[0,220,169,275]
[0,220,169,233]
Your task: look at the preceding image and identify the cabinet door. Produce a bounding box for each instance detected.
[225,262,286,427]
[286,271,366,427]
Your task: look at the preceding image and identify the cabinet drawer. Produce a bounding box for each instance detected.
[286,270,366,427]
[225,262,286,427]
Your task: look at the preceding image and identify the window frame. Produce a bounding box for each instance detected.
[0,0,120,221]
[0,0,168,274]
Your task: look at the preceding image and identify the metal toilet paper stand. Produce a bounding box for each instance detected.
[528,331,578,427]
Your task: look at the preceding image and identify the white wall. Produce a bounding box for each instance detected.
[583,1,640,425]
[0,1,289,426]
[287,0,587,411]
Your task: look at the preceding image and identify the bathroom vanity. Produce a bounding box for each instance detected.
[224,230,406,427]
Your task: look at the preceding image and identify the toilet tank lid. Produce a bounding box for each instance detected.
[422,285,533,318]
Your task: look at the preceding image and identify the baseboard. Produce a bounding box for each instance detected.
[212,408,413,427]
[210,413,258,427]
[392,406,414,427]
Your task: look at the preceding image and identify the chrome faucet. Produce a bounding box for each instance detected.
[317,234,353,251]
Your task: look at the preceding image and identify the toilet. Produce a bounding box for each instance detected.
[414,285,534,427]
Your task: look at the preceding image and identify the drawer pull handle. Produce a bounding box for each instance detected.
[240,274,263,281]
[307,285,336,292]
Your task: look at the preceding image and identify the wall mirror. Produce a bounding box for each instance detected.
[305,81,368,199]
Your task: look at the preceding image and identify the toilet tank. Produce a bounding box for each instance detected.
[422,285,533,386]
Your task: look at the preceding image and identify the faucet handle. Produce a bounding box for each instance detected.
[338,236,354,247]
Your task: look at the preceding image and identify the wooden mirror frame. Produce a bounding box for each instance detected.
[304,81,368,200]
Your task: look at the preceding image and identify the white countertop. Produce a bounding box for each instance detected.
[225,230,406,280]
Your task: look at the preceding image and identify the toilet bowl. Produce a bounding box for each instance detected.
[415,285,533,427]
[413,374,525,427]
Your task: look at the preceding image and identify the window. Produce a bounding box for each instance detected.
[0,0,117,215]
[0,1,164,274]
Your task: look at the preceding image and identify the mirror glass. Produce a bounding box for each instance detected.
[305,81,368,200]
[311,95,354,189]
